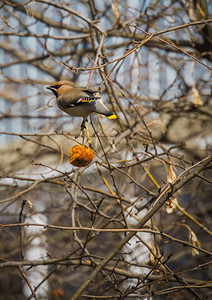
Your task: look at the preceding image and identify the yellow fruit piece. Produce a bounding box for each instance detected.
[69,145,93,167]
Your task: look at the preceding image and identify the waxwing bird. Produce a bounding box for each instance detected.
[46,81,117,130]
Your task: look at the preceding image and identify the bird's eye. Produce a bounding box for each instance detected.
[53,85,62,89]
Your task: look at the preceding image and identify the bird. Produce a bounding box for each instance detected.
[46,81,117,130]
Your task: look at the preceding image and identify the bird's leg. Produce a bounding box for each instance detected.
[75,118,87,139]
[81,118,87,131]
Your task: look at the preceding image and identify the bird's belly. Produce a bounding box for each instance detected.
[58,103,93,118]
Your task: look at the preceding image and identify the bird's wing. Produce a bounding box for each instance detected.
[82,89,99,95]
[75,96,100,104]
[58,89,100,108]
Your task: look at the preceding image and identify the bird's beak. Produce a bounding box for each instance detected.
[46,86,58,97]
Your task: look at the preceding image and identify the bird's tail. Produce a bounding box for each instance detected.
[107,113,117,119]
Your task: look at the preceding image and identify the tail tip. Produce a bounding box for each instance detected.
[107,114,117,120]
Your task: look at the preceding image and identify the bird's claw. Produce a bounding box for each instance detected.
[75,132,80,139]
[75,128,85,140]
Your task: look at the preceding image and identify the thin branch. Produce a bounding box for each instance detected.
[71,155,212,299]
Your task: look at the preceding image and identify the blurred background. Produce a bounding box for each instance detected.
[0,0,212,299]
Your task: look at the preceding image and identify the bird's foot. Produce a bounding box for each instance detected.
[75,132,80,139]
[75,122,86,140]
[75,130,85,139]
